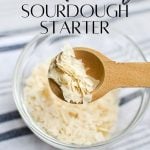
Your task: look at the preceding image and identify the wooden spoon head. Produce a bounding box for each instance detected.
[48,47,112,103]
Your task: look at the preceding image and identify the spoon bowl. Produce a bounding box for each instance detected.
[48,47,109,102]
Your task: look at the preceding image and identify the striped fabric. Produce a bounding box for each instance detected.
[0,0,150,150]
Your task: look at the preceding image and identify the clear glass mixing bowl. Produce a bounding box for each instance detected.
[13,32,150,150]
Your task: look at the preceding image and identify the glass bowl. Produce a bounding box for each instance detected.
[13,32,150,150]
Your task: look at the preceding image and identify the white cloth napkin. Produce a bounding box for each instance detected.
[0,0,150,150]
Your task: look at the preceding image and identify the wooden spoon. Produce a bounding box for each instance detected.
[48,47,150,103]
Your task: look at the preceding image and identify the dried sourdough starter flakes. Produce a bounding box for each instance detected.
[24,61,119,145]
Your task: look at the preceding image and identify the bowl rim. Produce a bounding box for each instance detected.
[13,31,150,149]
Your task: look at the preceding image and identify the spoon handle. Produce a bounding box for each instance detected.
[110,62,150,87]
